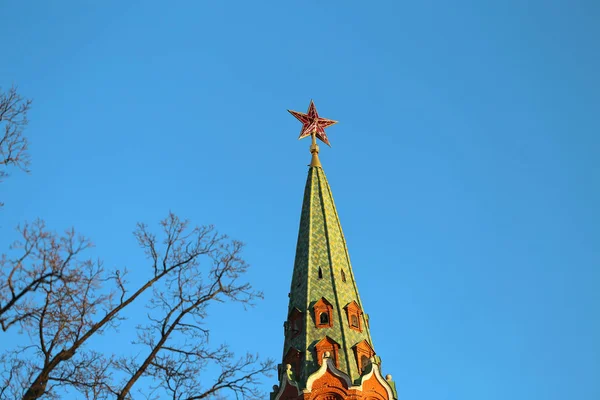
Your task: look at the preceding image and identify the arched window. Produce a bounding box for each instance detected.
[341,269,346,282]
[352,340,375,373]
[314,336,341,368]
[288,308,303,338]
[313,298,333,328]
[318,267,323,279]
[344,301,363,332]
[320,312,329,325]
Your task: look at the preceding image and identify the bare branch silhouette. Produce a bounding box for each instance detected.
[1,214,272,400]
[0,85,32,203]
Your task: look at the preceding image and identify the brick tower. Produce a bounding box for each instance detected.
[271,101,398,400]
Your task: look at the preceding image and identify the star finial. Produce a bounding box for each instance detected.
[288,100,337,147]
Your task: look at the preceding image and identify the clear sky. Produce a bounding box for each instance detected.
[1,1,599,399]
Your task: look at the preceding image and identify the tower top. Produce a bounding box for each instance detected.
[288,100,338,168]
[272,101,397,400]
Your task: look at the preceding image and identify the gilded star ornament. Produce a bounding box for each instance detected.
[288,100,338,146]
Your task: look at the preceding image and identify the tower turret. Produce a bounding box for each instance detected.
[271,101,397,400]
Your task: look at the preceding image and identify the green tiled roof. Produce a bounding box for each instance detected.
[282,164,375,386]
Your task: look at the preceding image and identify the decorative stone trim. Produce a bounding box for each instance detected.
[353,359,396,400]
[305,354,352,392]
[273,364,301,400]
[283,347,303,378]
[302,354,397,400]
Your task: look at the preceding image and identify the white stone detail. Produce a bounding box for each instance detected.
[305,358,352,392]
[301,359,397,400]
[352,362,396,400]
[273,367,301,400]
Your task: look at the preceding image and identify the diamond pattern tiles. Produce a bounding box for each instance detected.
[283,166,375,386]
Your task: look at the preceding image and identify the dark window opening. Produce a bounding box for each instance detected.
[314,298,333,329]
[318,267,323,279]
[288,310,303,338]
[361,355,371,371]
[320,312,329,325]
[341,269,346,282]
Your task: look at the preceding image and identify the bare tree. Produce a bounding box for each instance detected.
[1,213,273,400]
[149,349,274,400]
[0,220,90,332]
[110,232,272,400]
[0,85,32,193]
[0,84,271,399]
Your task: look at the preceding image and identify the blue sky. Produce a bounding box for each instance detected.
[1,1,599,399]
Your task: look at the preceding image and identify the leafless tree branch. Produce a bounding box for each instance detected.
[0,220,91,331]
[110,217,270,399]
[1,213,272,400]
[0,85,32,206]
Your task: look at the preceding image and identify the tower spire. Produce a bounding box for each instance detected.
[271,101,397,400]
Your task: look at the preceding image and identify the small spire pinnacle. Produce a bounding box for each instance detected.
[288,100,337,168]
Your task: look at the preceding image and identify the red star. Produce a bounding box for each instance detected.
[288,100,338,146]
